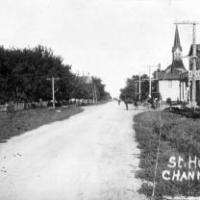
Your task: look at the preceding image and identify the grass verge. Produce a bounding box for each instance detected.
[134,110,200,199]
[0,106,83,143]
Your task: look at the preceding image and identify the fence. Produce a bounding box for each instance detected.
[0,101,48,112]
[69,98,94,105]
[0,104,7,112]
[163,196,200,200]
[0,99,96,112]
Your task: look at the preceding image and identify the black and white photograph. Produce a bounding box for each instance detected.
[1,0,200,199]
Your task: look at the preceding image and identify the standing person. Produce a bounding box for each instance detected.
[124,100,128,110]
[134,100,138,110]
[118,99,121,105]
[152,98,156,109]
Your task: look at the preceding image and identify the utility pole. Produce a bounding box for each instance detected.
[149,64,160,98]
[86,74,97,104]
[135,74,151,101]
[93,83,97,104]
[135,73,158,102]
[192,23,197,108]
[91,77,95,104]
[138,74,141,101]
[46,76,60,109]
[149,66,152,98]
[175,21,199,108]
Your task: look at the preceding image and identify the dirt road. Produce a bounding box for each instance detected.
[0,102,146,200]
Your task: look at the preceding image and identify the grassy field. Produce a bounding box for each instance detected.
[0,106,83,143]
[134,110,200,199]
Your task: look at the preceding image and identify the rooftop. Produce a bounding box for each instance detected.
[156,60,187,80]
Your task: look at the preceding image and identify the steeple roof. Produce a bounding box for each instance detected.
[172,25,182,52]
[155,25,187,81]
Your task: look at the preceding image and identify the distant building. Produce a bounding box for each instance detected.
[154,25,188,102]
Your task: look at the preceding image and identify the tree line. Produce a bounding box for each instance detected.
[120,74,159,102]
[0,45,110,105]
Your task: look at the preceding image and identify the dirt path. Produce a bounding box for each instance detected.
[0,102,146,200]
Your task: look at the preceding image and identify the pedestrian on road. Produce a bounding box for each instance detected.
[118,99,121,105]
[124,101,128,110]
[134,101,138,110]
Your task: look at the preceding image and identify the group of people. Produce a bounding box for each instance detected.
[117,99,138,110]
[117,97,160,110]
[147,97,160,109]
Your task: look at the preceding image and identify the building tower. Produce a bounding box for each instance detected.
[172,25,182,61]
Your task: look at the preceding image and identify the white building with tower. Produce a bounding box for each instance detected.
[154,25,188,102]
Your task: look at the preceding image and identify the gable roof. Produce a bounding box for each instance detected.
[156,60,187,80]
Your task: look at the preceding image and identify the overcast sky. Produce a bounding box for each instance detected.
[1,0,200,97]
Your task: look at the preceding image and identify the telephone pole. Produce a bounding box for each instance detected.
[135,72,158,102]
[93,84,98,103]
[89,76,97,104]
[133,75,141,101]
[175,21,199,108]
[138,74,141,101]
[149,64,160,98]
[149,66,152,98]
[92,82,97,104]
[46,76,60,109]
[192,23,197,108]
